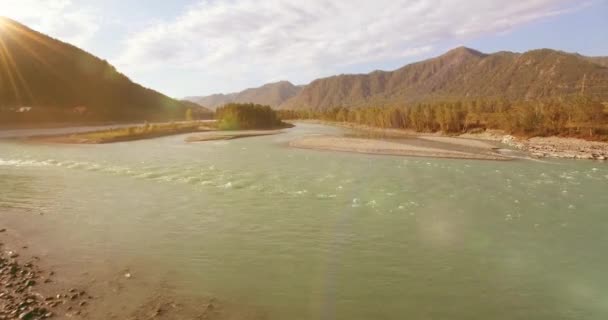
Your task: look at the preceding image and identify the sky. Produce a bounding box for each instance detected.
[0,0,607,98]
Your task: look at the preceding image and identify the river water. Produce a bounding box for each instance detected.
[1,123,607,319]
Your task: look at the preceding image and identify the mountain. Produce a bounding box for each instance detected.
[186,93,238,111]
[179,100,213,119]
[186,81,303,110]
[0,17,189,123]
[280,47,608,110]
[585,56,608,68]
[179,100,212,113]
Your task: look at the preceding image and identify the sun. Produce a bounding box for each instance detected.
[0,19,11,36]
[0,16,9,30]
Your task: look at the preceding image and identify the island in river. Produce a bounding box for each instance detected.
[7,120,608,162]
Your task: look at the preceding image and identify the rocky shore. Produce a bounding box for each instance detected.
[503,136,608,160]
[0,242,92,319]
[185,130,284,142]
[298,121,608,161]
[0,224,267,320]
[461,130,608,160]
[289,135,510,160]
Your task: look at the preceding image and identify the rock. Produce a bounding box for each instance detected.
[501,135,515,144]
[18,310,33,319]
[0,228,6,232]
[124,272,132,279]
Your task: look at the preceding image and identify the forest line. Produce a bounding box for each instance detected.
[278,97,608,139]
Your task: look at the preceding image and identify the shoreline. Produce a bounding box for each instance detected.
[21,121,216,144]
[0,223,265,320]
[12,122,291,145]
[1,230,93,319]
[185,130,285,142]
[294,120,608,161]
[289,135,511,161]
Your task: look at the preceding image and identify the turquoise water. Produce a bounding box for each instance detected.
[1,123,608,319]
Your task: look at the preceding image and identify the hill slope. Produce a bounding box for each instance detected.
[186,81,302,110]
[585,56,608,68]
[280,47,608,110]
[0,17,188,123]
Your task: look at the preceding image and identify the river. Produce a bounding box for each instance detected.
[1,123,607,319]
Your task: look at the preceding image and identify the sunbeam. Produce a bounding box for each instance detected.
[0,34,34,104]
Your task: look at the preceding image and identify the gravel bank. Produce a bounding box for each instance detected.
[289,136,510,160]
[185,130,284,142]
[461,130,608,160]
[0,243,91,319]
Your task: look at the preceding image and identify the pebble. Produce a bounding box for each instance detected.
[1,249,91,319]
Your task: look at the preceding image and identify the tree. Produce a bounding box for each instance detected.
[215,103,284,130]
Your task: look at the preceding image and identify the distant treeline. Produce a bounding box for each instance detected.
[278,97,608,138]
[216,103,284,130]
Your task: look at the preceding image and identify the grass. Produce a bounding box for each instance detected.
[36,121,216,144]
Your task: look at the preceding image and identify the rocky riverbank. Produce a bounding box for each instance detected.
[461,130,608,160]
[296,121,608,161]
[0,223,267,320]
[289,135,510,160]
[0,241,92,319]
[511,136,608,160]
[185,130,285,142]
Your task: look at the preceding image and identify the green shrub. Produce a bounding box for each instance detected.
[215,103,282,130]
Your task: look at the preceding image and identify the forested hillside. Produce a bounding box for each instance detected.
[280,47,608,110]
[280,97,607,139]
[585,56,608,68]
[0,18,190,124]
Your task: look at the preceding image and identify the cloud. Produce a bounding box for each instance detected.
[116,0,582,89]
[0,0,99,46]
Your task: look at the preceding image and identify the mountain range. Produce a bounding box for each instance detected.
[185,81,303,110]
[0,17,209,122]
[583,56,608,68]
[189,47,608,111]
[2,17,606,121]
